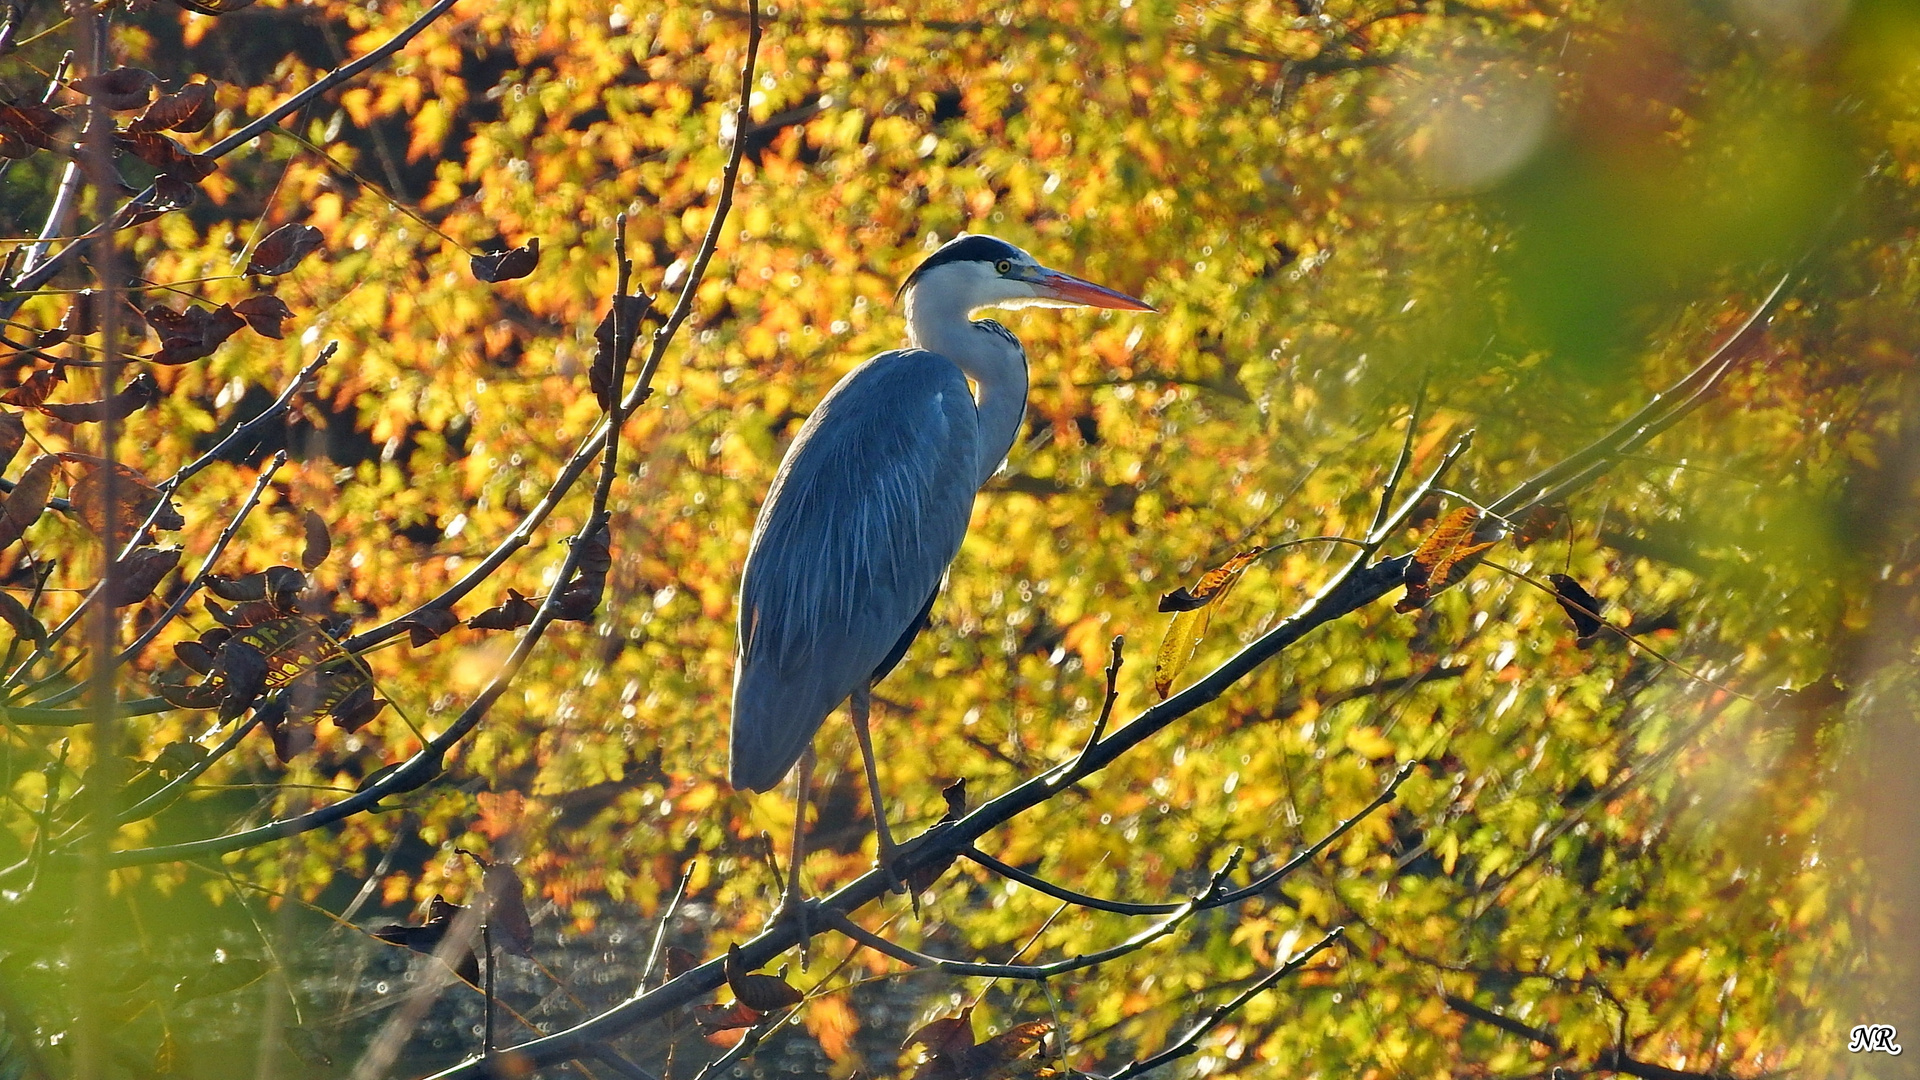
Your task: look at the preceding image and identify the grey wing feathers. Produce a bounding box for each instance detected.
[730,350,981,791]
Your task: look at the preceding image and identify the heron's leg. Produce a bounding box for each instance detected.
[777,745,816,963]
[851,685,908,896]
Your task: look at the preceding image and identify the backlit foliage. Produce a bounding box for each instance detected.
[2,0,1917,1076]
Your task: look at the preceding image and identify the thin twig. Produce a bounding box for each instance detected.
[1211,761,1415,906]
[1071,634,1125,767]
[1365,379,1427,545]
[1485,273,1795,519]
[962,846,1182,916]
[113,450,285,668]
[1106,926,1346,1080]
[819,852,1242,980]
[639,862,695,989]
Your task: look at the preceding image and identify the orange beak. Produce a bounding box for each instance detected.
[1030,268,1156,312]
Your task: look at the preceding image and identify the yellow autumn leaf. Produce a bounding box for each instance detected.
[1153,606,1210,699]
[1153,547,1264,698]
[1344,725,1396,760]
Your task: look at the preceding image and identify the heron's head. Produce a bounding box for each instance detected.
[897,234,1154,315]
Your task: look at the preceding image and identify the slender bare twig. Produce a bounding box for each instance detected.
[1211,761,1415,906]
[639,862,695,988]
[961,847,1182,917]
[114,450,285,667]
[1106,926,1346,1080]
[1485,272,1795,519]
[818,853,1242,980]
[1365,379,1428,546]
[1071,634,1125,767]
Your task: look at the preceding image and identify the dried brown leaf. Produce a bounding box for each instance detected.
[300,508,330,570]
[0,590,44,642]
[725,944,802,1012]
[234,295,294,339]
[471,237,540,283]
[907,779,969,893]
[174,638,217,675]
[130,80,214,134]
[0,455,55,550]
[144,303,245,365]
[692,1001,762,1034]
[483,862,535,958]
[372,895,479,982]
[590,294,651,408]
[39,371,159,424]
[1396,506,1503,613]
[0,125,29,160]
[0,101,68,149]
[401,606,461,646]
[63,455,182,548]
[217,640,268,719]
[465,589,537,630]
[246,224,323,276]
[113,131,213,180]
[905,1008,978,1057]
[1548,573,1606,641]
[126,174,199,227]
[327,681,386,732]
[1,367,65,408]
[108,545,181,607]
[0,411,24,473]
[71,68,157,111]
[1158,547,1265,613]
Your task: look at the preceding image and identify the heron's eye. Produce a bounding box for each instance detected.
[995,260,1012,274]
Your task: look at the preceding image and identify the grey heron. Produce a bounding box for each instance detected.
[730,233,1153,904]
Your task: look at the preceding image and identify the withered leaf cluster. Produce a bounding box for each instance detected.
[905,1007,1053,1080]
[371,856,534,983]
[59,453,184,549]
[162,585,384,762]
[465,522,611,632]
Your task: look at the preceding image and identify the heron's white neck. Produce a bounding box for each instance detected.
[905,286,1029,489]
